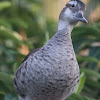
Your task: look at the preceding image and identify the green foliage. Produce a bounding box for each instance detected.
[72,22,100,99]
[0,27,23,44]
[67,93,97,100]
[81,68,100,79]
[0,72,17,100]
[75,73,86,94]
[0,1,11,11]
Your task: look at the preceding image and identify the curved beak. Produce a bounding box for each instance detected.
[74,12,88,23]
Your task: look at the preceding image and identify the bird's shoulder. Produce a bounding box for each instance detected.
[14,48,40,97]
[22,48,40,63]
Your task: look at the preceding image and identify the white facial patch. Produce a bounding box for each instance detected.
[64,8,72,17]
[68,1,77,6]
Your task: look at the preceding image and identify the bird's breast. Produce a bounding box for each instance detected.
[25,46,79,94]
[14,44,79,100]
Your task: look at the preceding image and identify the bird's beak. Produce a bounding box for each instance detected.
[74,12,88,23]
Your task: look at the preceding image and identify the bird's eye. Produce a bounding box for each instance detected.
[72,4,75,7]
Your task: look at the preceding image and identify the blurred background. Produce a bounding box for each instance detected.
[0,0,100,100]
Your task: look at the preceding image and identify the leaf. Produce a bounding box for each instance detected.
[86,78,100,91]
[77,56,98,63]
[84,96,97,100]
[8,18,28,29]
[80,68,100,79]
[45,31,50,44]
[67,93,97,100]
[13,63,20,74]
[72,23,100,52]
[0,81,9,95]
[0,19,12,29]
[0,1,11,11]
[88,47,100,69]
[0,26,23,44]
[67,93,84,100]
[0,72,16,95]
[75,73,86,94]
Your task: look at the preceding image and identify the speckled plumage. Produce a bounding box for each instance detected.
[14,29,79,100]
[14,0,87,100]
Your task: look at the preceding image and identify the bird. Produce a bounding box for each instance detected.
[14,0,88,100]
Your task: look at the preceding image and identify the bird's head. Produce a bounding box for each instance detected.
[59,0,88,25]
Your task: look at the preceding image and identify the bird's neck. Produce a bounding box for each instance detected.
[46,20,74,50]
[57,20,74,34]
[50,20,75,46]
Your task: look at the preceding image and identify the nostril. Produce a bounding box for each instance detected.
[78,13,82,17]
[76,13,83,18]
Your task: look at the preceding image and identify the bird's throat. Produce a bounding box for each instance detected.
[57,20,74,33]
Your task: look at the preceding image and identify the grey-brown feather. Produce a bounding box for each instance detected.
[14,29,80,100]
[22,48,40,63]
